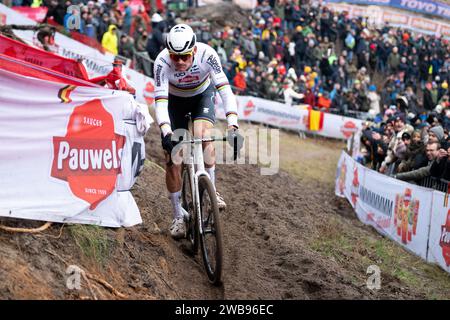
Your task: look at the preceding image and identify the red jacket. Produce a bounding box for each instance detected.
[233,72,247,92]
[304,91,316,107]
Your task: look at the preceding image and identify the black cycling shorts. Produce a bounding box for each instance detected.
[168,83,216,131]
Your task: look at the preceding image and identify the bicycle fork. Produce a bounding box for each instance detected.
[190,141,210,236]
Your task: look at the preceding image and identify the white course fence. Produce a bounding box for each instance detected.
[336,151,450,273]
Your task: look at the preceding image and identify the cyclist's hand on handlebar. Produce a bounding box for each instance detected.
[161,133,175,154]
[227,126,244,156]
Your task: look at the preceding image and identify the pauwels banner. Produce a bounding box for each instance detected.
[427,191,450,272]
[0,67,145,227]
[335,151,433,260]
[0,3,154,105]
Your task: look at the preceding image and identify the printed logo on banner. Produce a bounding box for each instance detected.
[441,26,450,38]
[394,188,419,244]
[58,85,77,103]
[143,81,154,105]
[51,99,126,210]
[439,209,450,266]
[351,165,360,206]
[338,159,347,195]
[340,121,358,139]
[411,17,438,32]
[244,100,256,117]
[0,12,6,25]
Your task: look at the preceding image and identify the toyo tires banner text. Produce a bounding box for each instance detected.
[325,0,450,21]
[0,67,145,227]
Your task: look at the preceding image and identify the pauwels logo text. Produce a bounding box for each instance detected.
[51,99,125,209]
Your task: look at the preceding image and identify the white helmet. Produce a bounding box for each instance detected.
[166,24,196,54]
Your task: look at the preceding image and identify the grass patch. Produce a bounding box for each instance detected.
[277,130,344,185]
[275,128,450,298]
[69,224,113,267]
[310,223,450,299]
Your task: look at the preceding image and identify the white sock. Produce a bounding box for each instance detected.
[206,166,216,189]
[169,191,183,219]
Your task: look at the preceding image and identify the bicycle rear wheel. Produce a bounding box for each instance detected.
[198,175,223,285]
[181,165,198,254]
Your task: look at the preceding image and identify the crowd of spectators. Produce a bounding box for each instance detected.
[5,0,450,118]
[357,107,450,190]
[208,0,450,119]
[198,0,450,190]
[35,0,174,76]
[4,0,450,189]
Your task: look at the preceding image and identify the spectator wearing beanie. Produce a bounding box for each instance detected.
[429,125,444,144]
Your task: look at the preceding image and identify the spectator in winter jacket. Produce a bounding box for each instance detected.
[428,125,445,144]
[119,35,135,59]
[387,46,400,74]
[424,82,439,111]
[233,70,247,94]
[304,88,316,107]
[380,113,414,173]
[394,141,440,182]
[397,130,426,173]
[101,24,118,55]
[44,0,66,26]
[283,80,304,107]
[146,20,165,60]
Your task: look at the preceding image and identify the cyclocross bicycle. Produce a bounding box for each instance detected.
[179,122,239,286]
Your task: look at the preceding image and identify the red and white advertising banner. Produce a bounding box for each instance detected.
[335,152,433,260]
[363,166,432,259]
[0,67,146,227]
[215,94,304,131]
[335,151,366,209]
[216,95,364,140]
[322,113,362,140]
[12,6,48,22]
[0,3,155,105]
[426,191,450,272]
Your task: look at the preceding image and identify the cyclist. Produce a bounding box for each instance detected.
[153,24,241,239]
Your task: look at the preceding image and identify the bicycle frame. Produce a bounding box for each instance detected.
[183,138,210,237]
[181,134,229,237]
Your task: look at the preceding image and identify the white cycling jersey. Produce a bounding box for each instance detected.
[153,42,238,136]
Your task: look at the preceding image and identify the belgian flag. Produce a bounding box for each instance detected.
[308,108,324,131]
[58,85,76,103]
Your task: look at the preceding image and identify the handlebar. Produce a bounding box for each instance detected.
[177,135,239,160]
[178,137,227,144]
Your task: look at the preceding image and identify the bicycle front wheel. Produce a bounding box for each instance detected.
[198,175,223,285]
[182,165,198,254]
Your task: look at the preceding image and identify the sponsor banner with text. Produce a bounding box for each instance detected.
[215,95,364,140]
[335,152,433,260]
[0,67,144,227]
[427,191,450,273]
[325,0,450,21]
